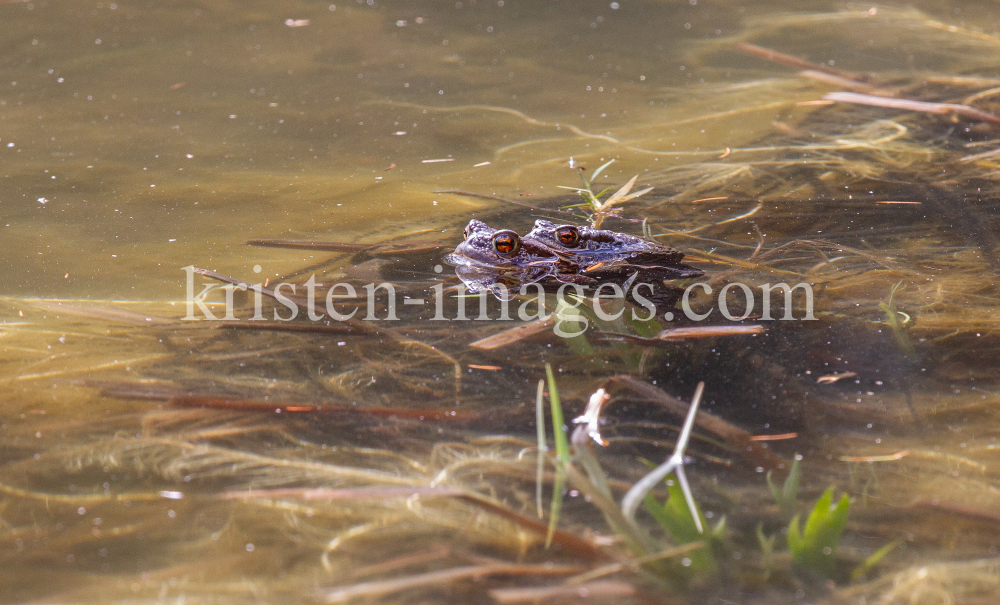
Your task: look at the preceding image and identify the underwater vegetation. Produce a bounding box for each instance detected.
[3,3,1000,604]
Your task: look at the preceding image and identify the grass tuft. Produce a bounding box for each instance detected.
[787,487,850,577]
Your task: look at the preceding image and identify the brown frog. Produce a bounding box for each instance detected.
[448,219,564,269]
[446,219,703,303]
[445,219,577,299]
[523,220,703,282]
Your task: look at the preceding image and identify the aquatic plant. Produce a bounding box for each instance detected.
[755,522,777,583]
[879,281,916,358]
[543,363,571,548]
[621,383,705,533]
[642,473,721,573]
[767,455,802,519]
[851,539,900,583]
[787,487,850,578]
[558,159,653,228]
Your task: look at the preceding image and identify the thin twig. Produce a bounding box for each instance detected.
[603,376,786,472]
[824,91,1000,127]
[736,42,867,81]
[490,580,635,603]
[564,541,707,585]
[324,562,581,603]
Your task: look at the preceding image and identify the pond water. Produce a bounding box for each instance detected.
[3,1,1000,603]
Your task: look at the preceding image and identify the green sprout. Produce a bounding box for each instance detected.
[766,456,801,519]
[642,472,721,573]
[621,383,705,533]
[850,539,900,582]
[879,281,915,357]
[756,522,777,583]
[559,158,616,211]
[787,487,850,577]
[558,158,653,228]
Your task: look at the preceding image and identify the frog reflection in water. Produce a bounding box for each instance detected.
[446,219,703,306]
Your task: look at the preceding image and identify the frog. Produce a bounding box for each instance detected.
[447,219,565,269]
[522,220,703,281]
[445,219,585,299]
[446,219,703,306]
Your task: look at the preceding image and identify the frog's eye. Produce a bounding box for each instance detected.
[491,230,521,257]
[555,225,581,247]
[463,225,472,240]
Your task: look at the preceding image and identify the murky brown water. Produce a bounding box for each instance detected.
[3,1,1000,603]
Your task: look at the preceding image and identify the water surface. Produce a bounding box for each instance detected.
[3,1,1000,603]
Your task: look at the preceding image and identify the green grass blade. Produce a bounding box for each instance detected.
[850,539,900,582]
[545,364,570,463]
[535,379,546,520]
[787,514,803,555]
[766,472,781,507]
[641,476,715,572]
[766,456,801,519]
[880,281,915,357]
[590,158,615,182]
[544,364,570,548]
[783,457,801,505]
[564,454,659,556]
[642,474,708,546]
[593,186,613,199]
[756,522,776,582]
[545,471,566,549]
[801,487,834,542]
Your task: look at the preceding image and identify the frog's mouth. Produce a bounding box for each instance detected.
[444,251,562,269]
[442,252,507,269]
[444,239,505,268]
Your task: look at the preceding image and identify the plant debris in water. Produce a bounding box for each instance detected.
[5,4,1000,605]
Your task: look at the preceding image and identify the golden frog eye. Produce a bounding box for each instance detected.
[491,230,521,256]
[555,225,580,247]
[463,225,471,240]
